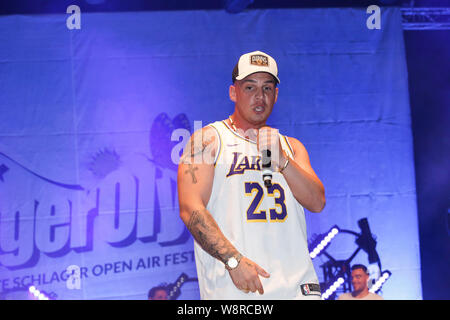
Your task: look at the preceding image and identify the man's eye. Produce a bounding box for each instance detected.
[246,86,253,90]
[264,86,272,91]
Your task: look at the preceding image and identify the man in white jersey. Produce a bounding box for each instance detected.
[177,51,326,299]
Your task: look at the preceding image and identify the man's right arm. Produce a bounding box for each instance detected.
[177,127,239,264]
[177,126,269,294]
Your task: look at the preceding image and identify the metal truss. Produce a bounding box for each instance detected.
[401,7,450,30]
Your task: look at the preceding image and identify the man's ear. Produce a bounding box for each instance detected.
[274,87,279,103]
[229,84,237,103]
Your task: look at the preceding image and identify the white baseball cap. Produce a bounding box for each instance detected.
[232,50,280,84]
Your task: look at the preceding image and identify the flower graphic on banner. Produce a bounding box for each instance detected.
[88,148,122,179]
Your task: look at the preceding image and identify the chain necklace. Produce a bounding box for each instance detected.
[228,115,258,143]
[228,116,238,132]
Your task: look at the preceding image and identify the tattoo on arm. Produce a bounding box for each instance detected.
[180,133,216,165]
[184,164,198,184]
[187,209,238,264]
[180,132,216,183]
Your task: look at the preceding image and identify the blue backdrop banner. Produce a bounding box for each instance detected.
[0,7,421,299]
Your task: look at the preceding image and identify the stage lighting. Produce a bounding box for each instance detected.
[28,286,50,300]
[309,226,340,259]
[369,271,391,293]
[166,273,198,300]
[322,277,345,300]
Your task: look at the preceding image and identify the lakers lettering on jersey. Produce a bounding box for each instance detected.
[193,120,321,300]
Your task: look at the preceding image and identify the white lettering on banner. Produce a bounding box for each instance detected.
[0,153,188,270]
[135,162,157,241]
[0,267,88,291]
[171,128,191,165]
[0,251,194,292]
[97,172,138,245]
[0,200,36,268]
[35,197,71,254]
[66,5,81,30]
[66,265,81,290]
[366,5,381,30]
[170,120,203,165]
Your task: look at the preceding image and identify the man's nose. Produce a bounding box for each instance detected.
[254,87,263,100]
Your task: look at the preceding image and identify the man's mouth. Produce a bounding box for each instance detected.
[253,105,265,113]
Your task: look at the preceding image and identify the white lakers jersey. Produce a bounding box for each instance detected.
[194,120,321,300]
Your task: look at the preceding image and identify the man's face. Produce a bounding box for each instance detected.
[351,268,369,293]
[229,72,278,127]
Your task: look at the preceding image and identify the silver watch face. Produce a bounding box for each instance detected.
[227,257,238,269]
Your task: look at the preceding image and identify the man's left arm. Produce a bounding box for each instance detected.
[278,136,326,213]
[258,128,325,212]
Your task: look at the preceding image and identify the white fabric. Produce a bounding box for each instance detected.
[194,120,320,300]
[235,51,280,83]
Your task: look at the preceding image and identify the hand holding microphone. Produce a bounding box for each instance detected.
[258,127,286,188]
[261,149,272,188]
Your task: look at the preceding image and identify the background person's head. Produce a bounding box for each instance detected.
[148,285,168,300]
[350,264,370,294]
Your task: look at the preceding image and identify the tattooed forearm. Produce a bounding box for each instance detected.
[187,209,239,264]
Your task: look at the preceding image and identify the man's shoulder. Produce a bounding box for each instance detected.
[337,292,384,300]
[282,135,303,147]
[366,292,384,300]
[195,120,226,136]
[337,292,354,300]
[188,121,222,139]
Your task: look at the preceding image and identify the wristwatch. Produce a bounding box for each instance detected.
[225,254,243,271]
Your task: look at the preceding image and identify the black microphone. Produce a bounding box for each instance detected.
[261,149,272,188]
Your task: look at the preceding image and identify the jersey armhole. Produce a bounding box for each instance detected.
[282,135,295,158]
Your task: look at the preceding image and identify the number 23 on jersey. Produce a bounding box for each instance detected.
[244,182,287,222]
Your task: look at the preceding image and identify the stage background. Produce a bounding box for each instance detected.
[0,7,422,299]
